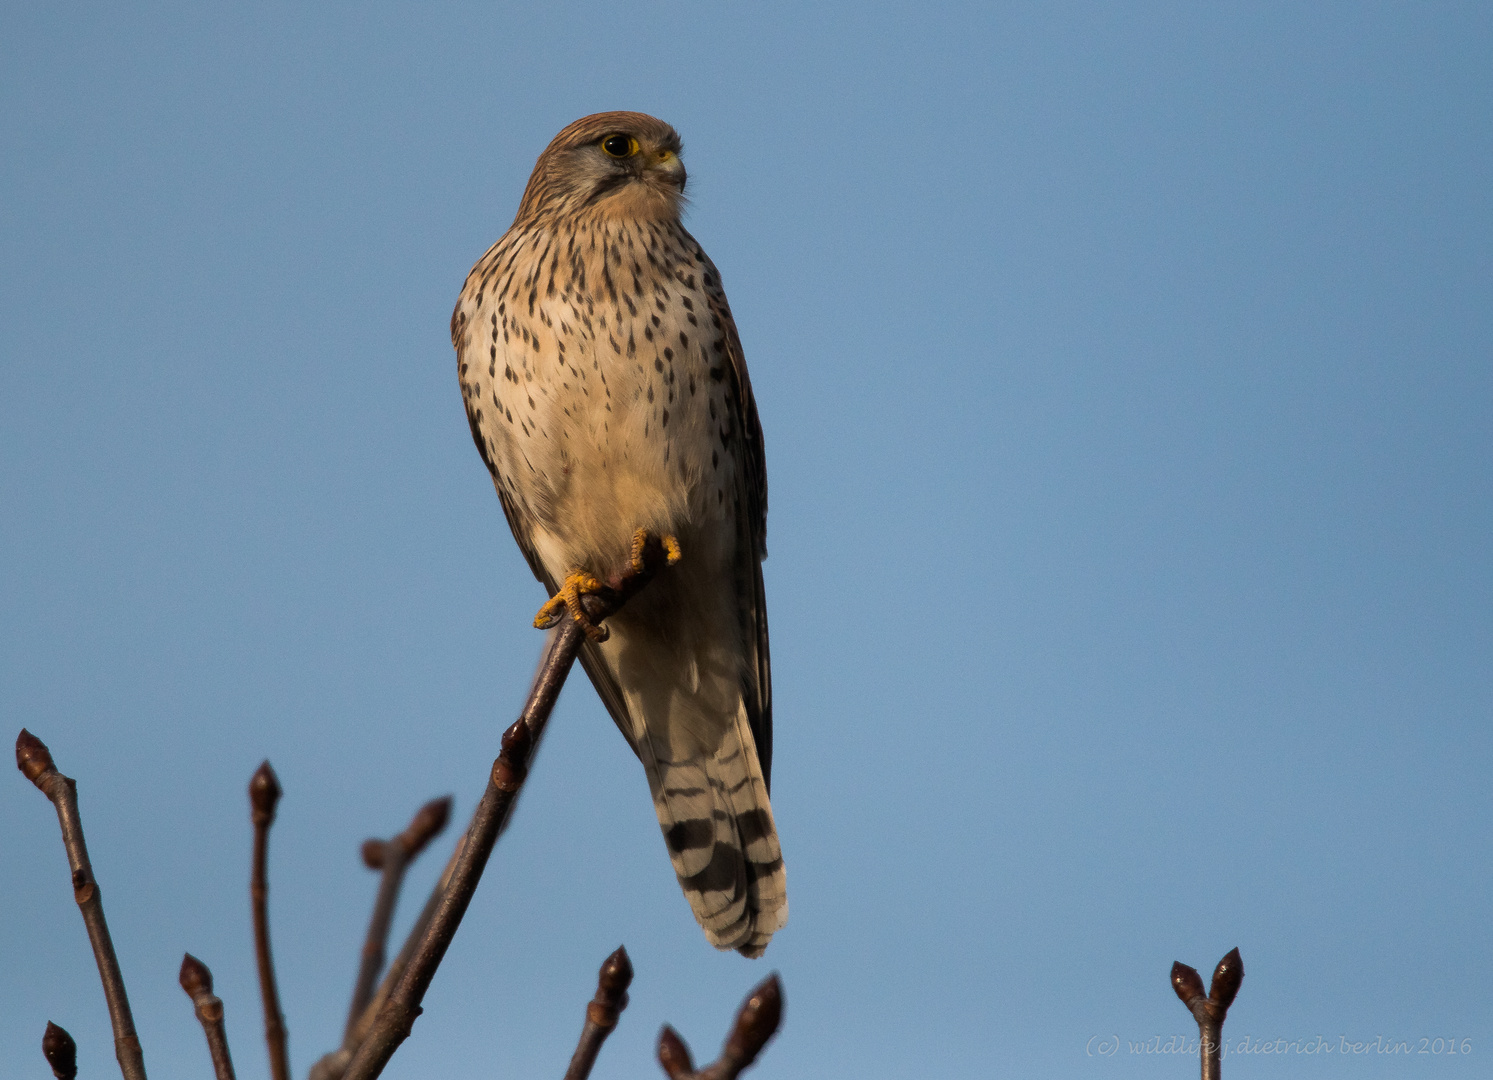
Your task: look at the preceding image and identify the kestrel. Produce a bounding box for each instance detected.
[451,113,786,956]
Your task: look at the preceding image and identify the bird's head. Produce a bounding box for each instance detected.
[516,111,687,225]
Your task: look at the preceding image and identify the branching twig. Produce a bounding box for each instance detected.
[346,796,452,1038]
[42,1021,78,1080]
[340,628,560,1062]
[1171,948,1243,1080]
[656,975,783,1080]
[563,946,634,1080]
[16,729,148,1080]
[313,833,470,1080]
[250,761,291,1080]
[341,539,670,1080]
[180,953,237,1080]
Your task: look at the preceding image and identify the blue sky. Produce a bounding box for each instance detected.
[3,3,1489,1078]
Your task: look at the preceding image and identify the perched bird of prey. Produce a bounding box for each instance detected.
[451,112,786,956]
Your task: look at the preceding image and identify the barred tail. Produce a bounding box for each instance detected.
[637,707,787,957]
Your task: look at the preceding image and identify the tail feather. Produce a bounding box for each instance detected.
[637,707,787,955]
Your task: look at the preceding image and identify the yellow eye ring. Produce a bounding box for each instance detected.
[601,134,640,158]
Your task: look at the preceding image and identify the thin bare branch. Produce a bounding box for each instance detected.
[345,796,451,1038]
[1171,948,1244,1080]
[341,536,670,1080]
[311,833,470,1080]
[656,975,783,1080]
[249,761,291,1080]
[17,729,148,1080]
[43,1021,78,1080]
[563,946,634,1080]
[320,630,562,1080]
[180,953,237,1080]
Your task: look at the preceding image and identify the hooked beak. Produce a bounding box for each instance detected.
[648,148,687,189]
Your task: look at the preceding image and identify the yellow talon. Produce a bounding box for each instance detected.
[533,570,610,642]
[629,529,684,576]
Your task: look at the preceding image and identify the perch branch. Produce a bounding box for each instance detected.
[180,953,237,1080]
[1171,948,1243,1080]
[16,729,148,1080]
[42,1021,78,1080]
[563,946,634,1080]
[341,536,671,1080]
[345,796,452,1039]
[249,761,291,1080]
[656,974,783,1080]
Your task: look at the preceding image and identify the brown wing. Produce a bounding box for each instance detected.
[702,281,774,792]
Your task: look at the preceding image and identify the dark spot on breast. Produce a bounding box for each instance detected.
[661,409,669,428]
[654,357,664,372]
[647,385,654,403]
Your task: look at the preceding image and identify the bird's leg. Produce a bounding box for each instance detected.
[629,528,683,578]
[534,571,612,642]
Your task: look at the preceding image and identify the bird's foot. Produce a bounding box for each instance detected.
[534,570,612,642]
[630,529,683,578]
[534,533,681,643]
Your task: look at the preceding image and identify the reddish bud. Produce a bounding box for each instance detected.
[494,720,535,790]
[361,838,387,869]
[398,795,452,857]
[16,729,55,786]
[42,1021,77,1080]
[1209,948,1243,1010]
[597,945,634,1003]
[249,760,282,824]
[500,718,534,764]
[724,973,782,1067]
[179,952,213,997]
[656,1025,694,1079]
[1171,961,1205,1004]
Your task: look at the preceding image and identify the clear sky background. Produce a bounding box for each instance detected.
[3,3,1489,1078]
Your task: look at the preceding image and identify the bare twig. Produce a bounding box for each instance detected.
[345,796,452,1038]
[564,946,634,1080]
[180,953,237,1080]
[320,631,558,1080]
[42,1021,78,1080]
[16,729,148,1080]
[249,761,291,1080]
[312,834,469,1080]
[656,974,783,1080]
[341,537,670,1080]
[340,623,579,1080]
[1171,948,1243,1080]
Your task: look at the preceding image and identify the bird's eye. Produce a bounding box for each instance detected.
[601,134,639,158]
